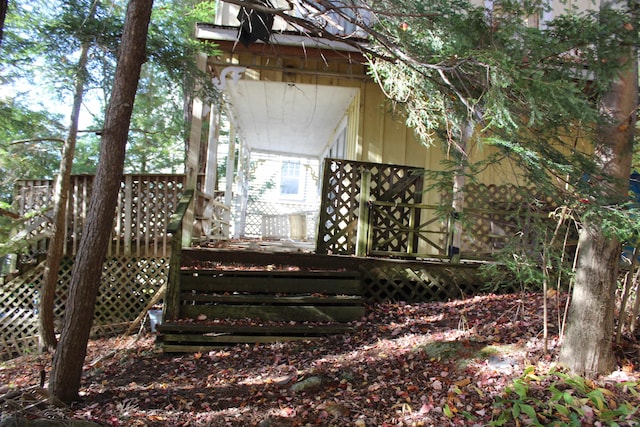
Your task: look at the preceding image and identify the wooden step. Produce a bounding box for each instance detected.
[180,294,364,305]
[179,270,362,295]
[158,322,355,335]
[176,269,364,323]
[180,303,364,322]
[161,264,363,352]
[157,321,356,351]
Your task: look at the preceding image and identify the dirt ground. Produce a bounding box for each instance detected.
[2,292,640,426]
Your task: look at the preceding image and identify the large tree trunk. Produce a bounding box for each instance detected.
[559,2,637,376]
[449,120,472,263]
[0,0,7,46]
[39,26,93,353]
[48,0,153,404]
[560,225,621,375]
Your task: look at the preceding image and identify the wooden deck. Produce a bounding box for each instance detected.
[156,238,491,353]
[157,242,367,352]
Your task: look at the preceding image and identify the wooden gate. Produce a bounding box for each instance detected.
[317,159,447,258]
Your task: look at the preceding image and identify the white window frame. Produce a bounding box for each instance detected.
[278,159,305,201]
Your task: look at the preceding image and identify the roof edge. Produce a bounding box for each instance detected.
[196,23,366,54]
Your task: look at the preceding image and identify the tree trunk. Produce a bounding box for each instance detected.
[560,225,620,376]
[0,0,7,46]
[449,120,472,263]
[48,0,153,404]
[559,2,637,376]
[39,22,93,353]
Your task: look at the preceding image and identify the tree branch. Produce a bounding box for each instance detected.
[0,207,20,219]
[10,138,66,145]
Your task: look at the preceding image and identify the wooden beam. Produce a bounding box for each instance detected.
[209,40,366,63]
[165,190,194,322]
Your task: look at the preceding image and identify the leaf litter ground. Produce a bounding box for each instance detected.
[2,292,640,426]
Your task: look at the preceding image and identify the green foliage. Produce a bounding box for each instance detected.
[1,0,222,189]
[480,200,580,292]
[75,0,220,174]
[490,366,639,426]
[0,99,64,200]
[0,0,223,254]
[354,0,640,292]
[364,1,636,183]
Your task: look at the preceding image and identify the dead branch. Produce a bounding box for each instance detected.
[123,283,167,337]
[0,207,20,219]
[10,137,65,145]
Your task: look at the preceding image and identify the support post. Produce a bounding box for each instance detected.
[164,190,193,322]
[183,52,208,247]
[236,139,250,237]
[355,168,371,257]
[204,104,219,197]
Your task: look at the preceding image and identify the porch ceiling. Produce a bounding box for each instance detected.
[224,80,358,158]
[197,24,363,158]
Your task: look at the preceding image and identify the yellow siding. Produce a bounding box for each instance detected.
[359,81,385,164]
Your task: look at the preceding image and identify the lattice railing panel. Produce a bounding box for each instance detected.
[368,202,450,257]
[319,160,558,259]
[369,167,424,254]
[452,183,555,257]
[0,263,43,358]
[318,159,426,255]
[359,262,529,303]
[370,204,415,254]
[317,160,360,254]
[0,256,168,359]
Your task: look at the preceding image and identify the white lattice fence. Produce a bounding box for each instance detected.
[0,256,169,359]
[0,264,42,359]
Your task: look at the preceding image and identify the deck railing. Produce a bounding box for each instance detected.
[194,189,230,242]
[317,158,558,260]
[14,174,231,260]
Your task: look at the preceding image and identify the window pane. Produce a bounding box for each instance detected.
[281,161,301,195]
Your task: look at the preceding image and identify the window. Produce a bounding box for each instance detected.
[329,127,347,159]
[280,160,301,196]
[484,0,553,30]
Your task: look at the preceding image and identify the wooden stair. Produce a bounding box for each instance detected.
[158,264,364,352]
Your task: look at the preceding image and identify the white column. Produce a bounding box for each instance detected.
[204,104,220,196]
[225,125,237,237]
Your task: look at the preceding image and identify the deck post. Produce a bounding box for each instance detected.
[164,190,194,322]
[183,53,208,246]
[355,168,371,257]
[123,175,133,256]
[204,105,220,197]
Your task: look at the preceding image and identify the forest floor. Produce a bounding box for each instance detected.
[2,292,640,426]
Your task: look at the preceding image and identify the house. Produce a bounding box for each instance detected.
[186,0,577,258]
[186,1,536,255]
[1,0,611,357]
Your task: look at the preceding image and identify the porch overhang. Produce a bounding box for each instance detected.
[196,24,365,55]
[196,24,366,159]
